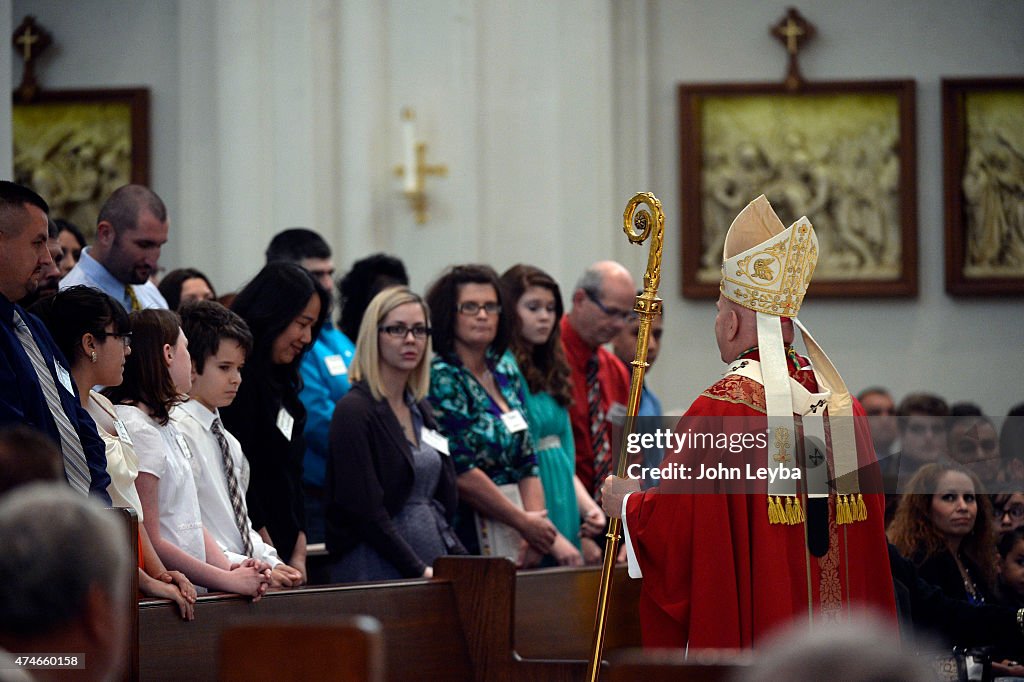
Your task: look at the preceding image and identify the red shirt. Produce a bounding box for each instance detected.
[560,317,630,496]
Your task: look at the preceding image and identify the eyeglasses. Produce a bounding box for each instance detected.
[98,331,132,348]
[998,505,1024,520]
[378,324,431,339]
[584,289,635,323]
[456,302,501,316]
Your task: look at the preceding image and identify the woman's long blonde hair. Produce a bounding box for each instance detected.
[349,287,432,401]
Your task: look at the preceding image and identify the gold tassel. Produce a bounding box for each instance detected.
[836,495,848,525]
[793,498,804,524]
[788,497,800,525]
[768,495,779,524]
[855,493,867,522]
[784,497,793,525]
[841,495,853,525]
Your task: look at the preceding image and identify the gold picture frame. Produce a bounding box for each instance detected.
[678,80,918,298]
[12,88,150,237]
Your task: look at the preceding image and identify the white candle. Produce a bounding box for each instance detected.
[402,110,417,192]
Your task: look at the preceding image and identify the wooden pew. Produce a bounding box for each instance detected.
[140,557,588,682]
[219,616,384,682]
[111,506,140,682]
[514,564,642,660]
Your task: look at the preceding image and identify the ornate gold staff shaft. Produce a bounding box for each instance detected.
[587,192,664,682]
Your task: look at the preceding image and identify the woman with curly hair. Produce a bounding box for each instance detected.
[501,264,606,565]
[888,461,997,605]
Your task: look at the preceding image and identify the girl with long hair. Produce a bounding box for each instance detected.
[501,264,605,565]
[106,308,269,597]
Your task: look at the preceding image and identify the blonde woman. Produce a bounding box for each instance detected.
[326,287,463,581]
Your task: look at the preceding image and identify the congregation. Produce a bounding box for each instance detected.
[2,179,1024,677]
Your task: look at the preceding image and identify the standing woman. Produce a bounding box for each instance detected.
[222,262,328,584]
[105,309,269,598]
[31,286,197,617]
[889,461,998,604]
[501,265,606,565]
[326,287,463,581]
[426,264,558,567]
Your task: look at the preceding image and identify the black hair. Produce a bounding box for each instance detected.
[425,264,509,359]
[337,253,409,339]
[178,300,253,374]
[29,285,131,367]
[53,219,86,249]
[265,228,331,263]
[230,261,328,387]
[0,182,49,236]
[158,268,217,311]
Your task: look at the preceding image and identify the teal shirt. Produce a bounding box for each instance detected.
[515,364,581,550]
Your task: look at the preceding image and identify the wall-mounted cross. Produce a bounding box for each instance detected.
[770,8,816,90]
[11,15,53,102]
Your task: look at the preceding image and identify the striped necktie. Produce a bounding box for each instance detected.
[212,417,254,557]
[12,310,91,495]
[586,355,611,500]
[125,285,142,312]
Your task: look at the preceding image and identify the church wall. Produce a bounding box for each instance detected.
[7,0,1024,414]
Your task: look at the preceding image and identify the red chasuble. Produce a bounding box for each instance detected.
[622,352,896,649]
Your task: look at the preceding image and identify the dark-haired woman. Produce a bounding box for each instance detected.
[221,262,328,584]
[105,309,269,598]
[32,286,197,618]
[502,265,605,565]
[426,264,557,567]
[888,461,997,605]
[157,268,216,311]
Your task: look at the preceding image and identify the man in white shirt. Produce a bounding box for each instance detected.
[60,184,170,311]
[173,299,304,586]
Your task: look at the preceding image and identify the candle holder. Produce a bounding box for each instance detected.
[394,108,448,224]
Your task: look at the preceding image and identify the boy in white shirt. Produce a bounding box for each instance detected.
[172,300,305,587]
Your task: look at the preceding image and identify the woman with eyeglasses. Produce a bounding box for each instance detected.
[889,461,997,606]
[326,287,464,581]
[426,265,558,567]
[31,286,199,618]
[991,492,1024,532]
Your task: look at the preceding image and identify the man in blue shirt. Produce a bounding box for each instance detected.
[611,302,665,489]
[61,184,170,311]
[265,228,354,544]
[0,181,111,502]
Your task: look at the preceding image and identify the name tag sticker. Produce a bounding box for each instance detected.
[54,361,74,395]
[324,354,347,376]
[421,427,450,455]
[276,407,295,441]
[114,419,134,446]
[500,409,528,434]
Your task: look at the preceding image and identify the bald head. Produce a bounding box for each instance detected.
[714,294,794,363]
[567,261,636,348]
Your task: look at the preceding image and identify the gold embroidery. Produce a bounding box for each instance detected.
[817,497,843,622]
[701,375,766,414]
[773,427,791,464]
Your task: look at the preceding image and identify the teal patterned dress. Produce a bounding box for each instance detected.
[512,362,581,551]
[428,349,538,553]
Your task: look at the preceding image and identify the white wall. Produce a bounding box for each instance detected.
[7,0,1024,415]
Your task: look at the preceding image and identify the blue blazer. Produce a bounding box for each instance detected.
[0,296,111,503]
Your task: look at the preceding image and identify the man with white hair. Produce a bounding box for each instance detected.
[0,483,130,681]
[602,196,896,649]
